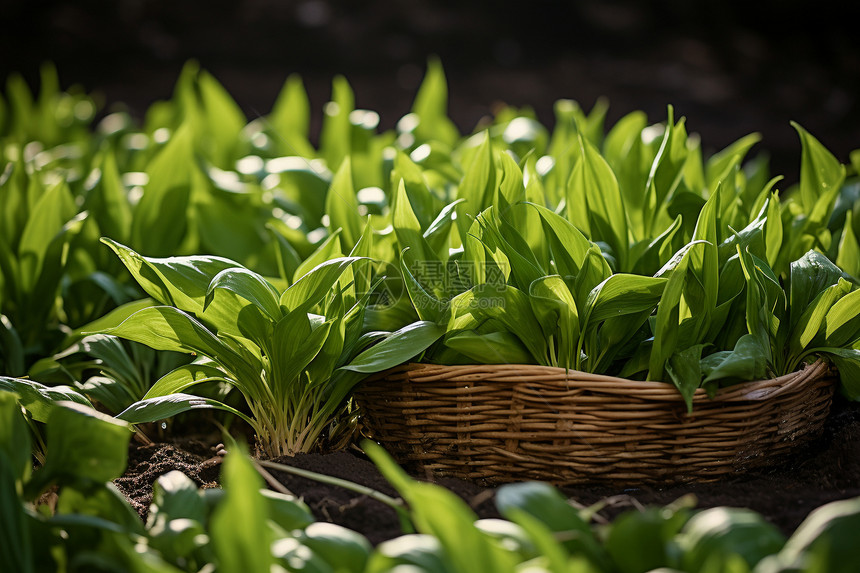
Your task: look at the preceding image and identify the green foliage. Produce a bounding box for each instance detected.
[367,441,521,573]
[758,497,860,573]
[100,239,441,455]
[675,507,785,571]
[4,59,860,573]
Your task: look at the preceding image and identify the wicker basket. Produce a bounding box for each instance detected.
[354,360,836,485]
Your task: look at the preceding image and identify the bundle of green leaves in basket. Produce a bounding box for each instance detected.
[388,113,860,412]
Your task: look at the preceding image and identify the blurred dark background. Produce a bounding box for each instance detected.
[2,0,858,183]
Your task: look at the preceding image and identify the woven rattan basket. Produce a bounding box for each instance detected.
[354,360,836,485]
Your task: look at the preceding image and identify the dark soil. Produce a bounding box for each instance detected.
[115,397,860,544]
[114,436,222,518]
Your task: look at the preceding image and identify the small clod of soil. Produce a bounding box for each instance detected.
[113,438,222,520]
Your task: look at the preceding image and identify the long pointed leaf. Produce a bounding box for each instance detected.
[342,321,444,373]
[144,360,234,400]
[102,238,238,315]
[117,393,254,427]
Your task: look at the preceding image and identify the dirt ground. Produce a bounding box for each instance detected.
[114,396,860,545]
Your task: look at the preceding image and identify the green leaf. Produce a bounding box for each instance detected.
[132,122,195,256]
[792,122,846,227]
[197,69,246,167]
[271,312,333,388]
[572,135,629,270]
[148,470,207,526]
[495,481,586,535]
[298,523,372,573]
[605,111,649,236]
[496,481,606,567]
[102,238,239,316]
[326,156,364,253]
[268,157,332,229]
[504,508,573,573]
[528,202,592,278]
[473,518,537,562]
[705,133,762,191]
[789,279,851,356]
[649,246,692,381]
[400,256,448,324]
[393,149,437,230]
[676,507,785,572]
[261,489,315,532]
[644,108,689,237]
[205,267,282,321]
[443,331,534,365]
[394,178,439,269]
[144,360,234,399]
[454,284,550,366]
[585,274,666,324]
[210,448,275,573]
[0,377,93,423]
[529,275,580,369]
[280,256,365,314]
[266,222,303,286]
[687,182,722,327]
[365,441,517,573]
[62,298,157,347]
[775,496,860,572]
[102,306,262,395]
[764,192,784,268]
[789,250,850,332]
[737,247,775,366]
[496,146,526,207]
[702,334,768,385]
[294,229,344,282]
[411,57,459,147]
[0,315,25,376]
[0,391,31,485]
[34,402,132,491]
[55,482,146,537]
[342,321,444,373]
[605,502,693,573]
[320,75,354,170]
[57,334,146,395]
[117,393,254,427]
[104,306,237,359]
[631,215,683,276]
[0,450,32,573]
[473,209,542,292]
[365,535,451,573]
[269,73,314,157]
[836,210,860,278]
[666,344,706,412]
[824,288,860,347]
[18,180,76,292]
[456,132,495,243]
[822,348,860,400]
[5,73,34,140]
[78,376,138,415]
[194,192,267,269]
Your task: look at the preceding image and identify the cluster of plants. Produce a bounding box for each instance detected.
[2,60,860,571]
[2,392,858,573]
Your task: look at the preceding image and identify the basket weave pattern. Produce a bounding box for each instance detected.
[355,360,835,485]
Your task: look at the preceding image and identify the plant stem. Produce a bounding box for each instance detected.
[256,458,411,525]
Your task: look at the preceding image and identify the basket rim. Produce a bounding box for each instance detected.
[362,358,833,404]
